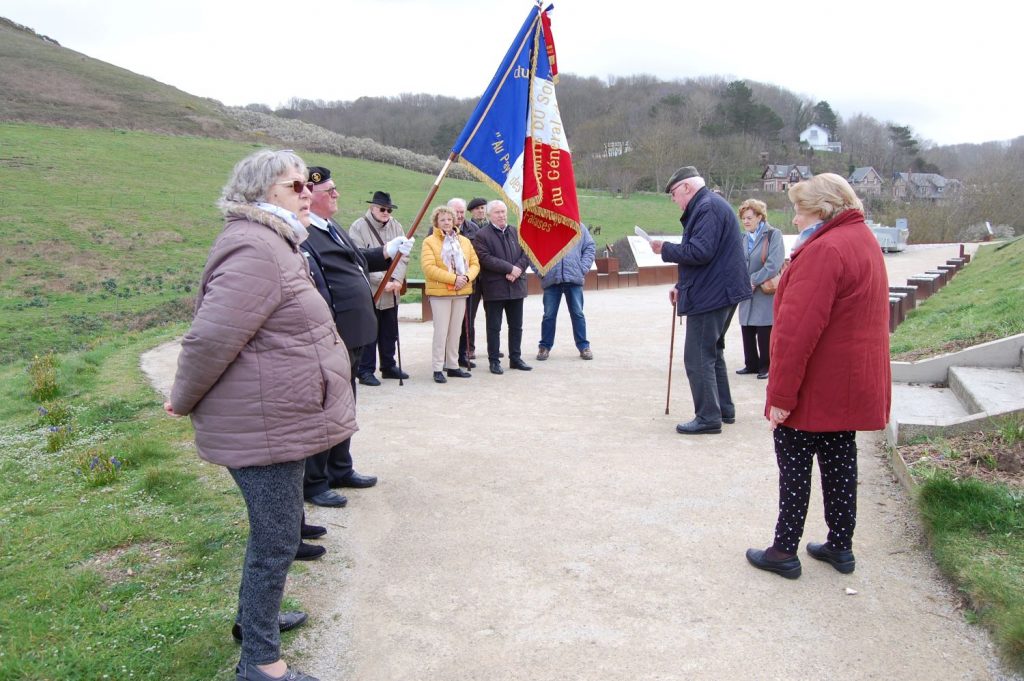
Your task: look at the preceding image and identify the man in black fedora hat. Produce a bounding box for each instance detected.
[349,190,410,385]
[300,168,414,507]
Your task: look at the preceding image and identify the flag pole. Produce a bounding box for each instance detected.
[373,152,457,303]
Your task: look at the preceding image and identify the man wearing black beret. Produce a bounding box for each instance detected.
[300,166,414,506]
[651,166,751,435]
[466,197,490,232]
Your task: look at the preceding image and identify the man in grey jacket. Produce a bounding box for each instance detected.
[536,226,596,361]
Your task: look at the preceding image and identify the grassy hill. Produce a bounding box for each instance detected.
[0,18,244,137]
[0,122,688,363]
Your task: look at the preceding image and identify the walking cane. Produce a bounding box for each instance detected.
[665,300,677,415]
[393,291,405,387]
[463,295,471,370]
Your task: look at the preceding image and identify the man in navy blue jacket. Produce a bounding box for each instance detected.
[652,166,751,434]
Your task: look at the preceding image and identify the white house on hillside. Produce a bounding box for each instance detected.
[799,124,842,153]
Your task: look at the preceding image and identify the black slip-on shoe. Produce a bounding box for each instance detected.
[745,548,802,579]
[295,542,326,561]
[806,542,856,574]
[232,611,308,643]
[675,419,722,435]
[334,471,377,488]
[300,523,326,540]
[446,368,472,378]
[306,490,348,507]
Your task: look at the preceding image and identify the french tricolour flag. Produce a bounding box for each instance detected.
[451,4,581,274]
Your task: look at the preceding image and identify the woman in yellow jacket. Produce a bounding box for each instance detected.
[421,205,480,383]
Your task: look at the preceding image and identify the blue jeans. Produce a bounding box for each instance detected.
[682,305,736,425]
[539,283,589,350]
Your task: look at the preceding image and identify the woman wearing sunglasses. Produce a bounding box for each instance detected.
[165,149,355,681]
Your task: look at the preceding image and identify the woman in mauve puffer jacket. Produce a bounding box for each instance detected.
[166,149,354,681]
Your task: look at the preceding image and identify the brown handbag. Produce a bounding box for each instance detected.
[758,231,782,294]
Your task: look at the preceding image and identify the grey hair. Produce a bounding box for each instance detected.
[218,149,307,208]
[447,197,467,210]
[486,199,507,216]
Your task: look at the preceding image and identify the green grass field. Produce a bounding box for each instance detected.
[0,328,263,679]
[0,122,689,362]
[890,238,1024,358]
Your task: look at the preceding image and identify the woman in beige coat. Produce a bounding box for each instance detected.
[421,205,480,383]
[165,149,355,681]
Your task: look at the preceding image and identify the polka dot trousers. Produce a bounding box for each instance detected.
[772,426,858,555]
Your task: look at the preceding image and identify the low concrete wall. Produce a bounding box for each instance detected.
[891,333,1024,383]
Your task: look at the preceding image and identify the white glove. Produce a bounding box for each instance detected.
[384,236,404,259]
[397,237,415,256]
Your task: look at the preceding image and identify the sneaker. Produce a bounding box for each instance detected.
[536,347,550,361]
[579,348,593,360]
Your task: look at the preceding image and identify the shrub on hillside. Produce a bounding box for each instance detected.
[228,109,476,181]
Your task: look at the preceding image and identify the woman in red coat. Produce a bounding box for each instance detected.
[746,173,891,579]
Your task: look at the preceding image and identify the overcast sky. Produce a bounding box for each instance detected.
[3,0,1019,146]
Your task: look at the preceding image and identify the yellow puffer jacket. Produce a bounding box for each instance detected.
[421,228,480,297]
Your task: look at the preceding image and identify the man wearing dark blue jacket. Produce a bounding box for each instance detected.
[652,166,751,434]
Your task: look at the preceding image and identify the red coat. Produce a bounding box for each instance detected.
[765,209,891,431]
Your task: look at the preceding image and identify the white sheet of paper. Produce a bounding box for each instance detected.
[634,225,652,242]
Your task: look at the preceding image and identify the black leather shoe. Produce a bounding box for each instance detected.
[806,542,856,574]
[458,360,476,369]
[447,368,472,378]
[489,361,504,375]
[745,548,802,579]
[757,371,769,379]
[509,359,532,371]
[301,522,326,539]
[335,471,377,488]
[675,419,722,435]
[306,490,348,507]
[296,541,326,561]
[381,367,409,380]
[358,373,381,386]
[735,367,757,375]
[722,416,736,424]
[232,611,308,642]
[433,371,447,383]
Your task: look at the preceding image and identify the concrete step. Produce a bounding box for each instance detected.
[890,382,970,426]
[949,366,1024,414]
[888,369,1024,445]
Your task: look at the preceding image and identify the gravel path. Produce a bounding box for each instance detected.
[143,242,1019,680]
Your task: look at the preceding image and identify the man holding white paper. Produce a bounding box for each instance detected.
[650,166,751,435]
